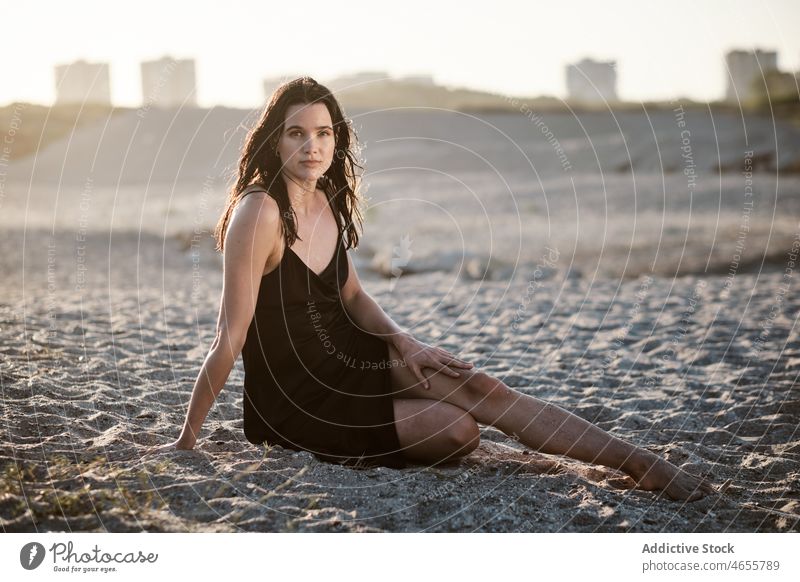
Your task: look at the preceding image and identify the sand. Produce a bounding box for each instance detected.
[1,227,798,532]
[1,106,798,532]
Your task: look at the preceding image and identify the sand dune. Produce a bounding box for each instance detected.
[4,108,799,279]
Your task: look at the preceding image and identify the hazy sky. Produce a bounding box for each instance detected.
[3,0,798,108]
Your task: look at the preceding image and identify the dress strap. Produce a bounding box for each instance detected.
[240,184,270,199]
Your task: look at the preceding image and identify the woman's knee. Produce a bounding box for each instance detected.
[447,413,481,456]
[464,370,513,405]
[393,399,480,461]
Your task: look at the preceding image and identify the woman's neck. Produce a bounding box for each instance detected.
[284,175,319,216]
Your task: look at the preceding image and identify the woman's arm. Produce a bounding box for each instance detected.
[340,256,413,349]
[340,254,473,389]
[146,193,281,452]
[173,327,245,448]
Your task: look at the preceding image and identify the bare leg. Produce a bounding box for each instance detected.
[387,344,716,502]
[469,383,716,501]
[392,398,480,464]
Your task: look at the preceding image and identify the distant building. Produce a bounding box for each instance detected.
[725,49,778,103]
[54,60,111,106]
[325,71,391,93]
[398,74,436,86]
[761,70,799,101]
[263,74,303,100]
[141,57,197,108]
[566,58,618,104]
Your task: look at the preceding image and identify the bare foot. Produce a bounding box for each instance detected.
[623,450,717,502]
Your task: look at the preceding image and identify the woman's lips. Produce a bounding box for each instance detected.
[301,160,320,165]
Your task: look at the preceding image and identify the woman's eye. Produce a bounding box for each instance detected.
[288,130,329,137]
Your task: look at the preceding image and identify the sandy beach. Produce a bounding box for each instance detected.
[1,106,799,532]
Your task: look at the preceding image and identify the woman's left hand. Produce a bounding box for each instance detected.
[394,334,474,390]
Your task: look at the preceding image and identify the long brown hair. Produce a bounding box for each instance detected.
[214,76,366,252]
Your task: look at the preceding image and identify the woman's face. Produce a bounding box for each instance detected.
[276,102,335,184]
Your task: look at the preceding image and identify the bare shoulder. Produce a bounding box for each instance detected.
[225,190,283,270]
[231,191,281,235]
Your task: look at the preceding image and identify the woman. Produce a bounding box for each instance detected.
[146,77,716,502]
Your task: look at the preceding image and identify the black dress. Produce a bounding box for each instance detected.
[241,204,408,469]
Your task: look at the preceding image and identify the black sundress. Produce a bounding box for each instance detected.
[240,194,407,469]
